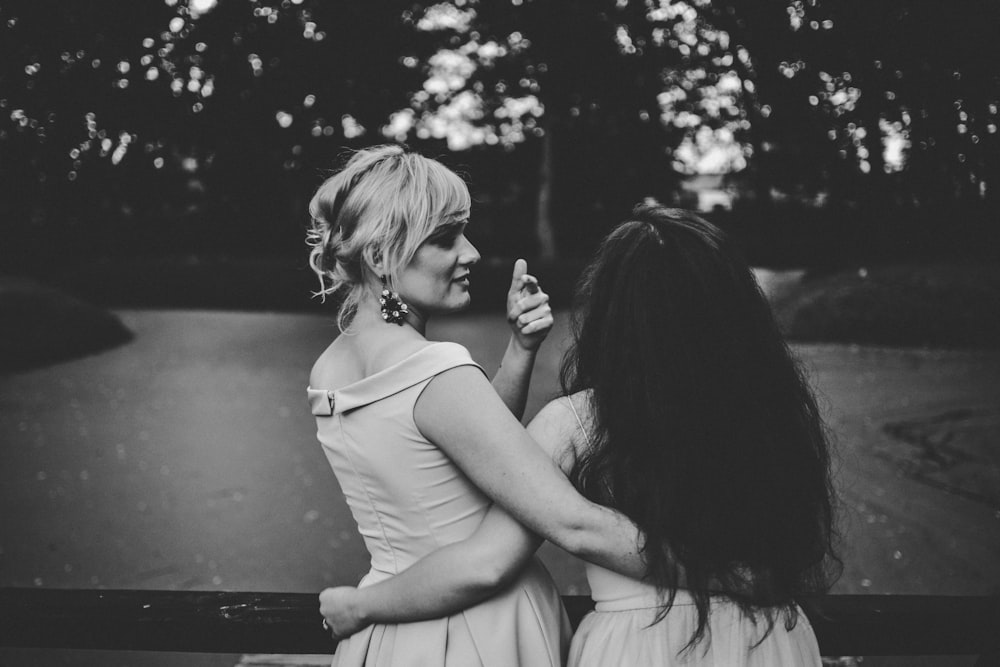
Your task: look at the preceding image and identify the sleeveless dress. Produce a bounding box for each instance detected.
[563,398,822,667]
[308,342,571,667]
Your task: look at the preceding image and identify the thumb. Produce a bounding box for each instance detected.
[510,258,528,291]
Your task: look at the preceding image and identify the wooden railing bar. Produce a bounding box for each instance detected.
[1,589,998,658]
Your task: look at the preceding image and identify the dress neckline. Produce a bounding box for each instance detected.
[317,341,444,393]
[308,341,480,415]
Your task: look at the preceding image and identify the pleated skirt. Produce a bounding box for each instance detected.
[331,558,571,667]
[568,591,821,667]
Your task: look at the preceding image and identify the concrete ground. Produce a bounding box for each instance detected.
[1,304,997,665]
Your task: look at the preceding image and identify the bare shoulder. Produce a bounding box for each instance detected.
[309,330,432,390]
[309,338,351,389]
[416,363,495,415]
[414,363,520,452]
[527,391,593,471]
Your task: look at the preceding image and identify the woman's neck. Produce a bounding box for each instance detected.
[353,298,427,337]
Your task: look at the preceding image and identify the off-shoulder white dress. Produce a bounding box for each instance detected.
[308,342,570,667]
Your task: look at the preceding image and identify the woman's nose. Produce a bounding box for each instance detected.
[460,235,481,265]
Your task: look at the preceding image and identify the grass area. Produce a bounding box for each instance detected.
[0,277,133,373]
[772,263,1000,349]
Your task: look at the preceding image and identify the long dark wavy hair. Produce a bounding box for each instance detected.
[561,204,839,650]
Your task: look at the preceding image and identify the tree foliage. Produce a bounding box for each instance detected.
[1,0,416,260]
[703,0,1000,210]
[1,0,997,264]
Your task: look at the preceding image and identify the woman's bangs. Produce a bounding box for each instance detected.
[429,162,471,225]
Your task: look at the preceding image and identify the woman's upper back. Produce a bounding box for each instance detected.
[533,391,663,604]
[309,324,430,391]
[309,340,492,582]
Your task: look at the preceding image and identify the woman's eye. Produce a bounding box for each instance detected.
[427,228,461,248]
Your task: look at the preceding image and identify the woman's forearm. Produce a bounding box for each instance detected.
[491,337,537,420]
[555,502,647,579]
[324,505,541,630]
[320,552,498,636]
[353,553,501,625]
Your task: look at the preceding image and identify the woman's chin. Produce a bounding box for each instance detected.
[442,293,473,313]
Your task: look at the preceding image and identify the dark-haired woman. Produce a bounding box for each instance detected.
[320,204,838,665]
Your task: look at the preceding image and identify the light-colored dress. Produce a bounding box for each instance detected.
[308,342,570,667]
[564,397,822,667]
[569,566,821,666]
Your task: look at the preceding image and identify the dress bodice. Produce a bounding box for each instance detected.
[309,341,571,667]
[309,342,490,583]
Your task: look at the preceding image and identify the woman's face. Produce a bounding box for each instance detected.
[395,219,480,317]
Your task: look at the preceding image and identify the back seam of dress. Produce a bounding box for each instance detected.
[407,376,449,551]
[336,413,401,575]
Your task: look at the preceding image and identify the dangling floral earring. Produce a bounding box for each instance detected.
[379,276,408,325]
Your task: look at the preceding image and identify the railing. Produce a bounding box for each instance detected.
[2,589,998,663]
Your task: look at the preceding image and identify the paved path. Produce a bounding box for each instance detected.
[797,344,1000,596]
[2,309,997,603]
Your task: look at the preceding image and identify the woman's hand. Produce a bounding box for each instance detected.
[494,259,554,417]
[506,258,553,352]
[319,586,367,640]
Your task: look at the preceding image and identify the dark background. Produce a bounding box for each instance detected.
[2,0,998,286]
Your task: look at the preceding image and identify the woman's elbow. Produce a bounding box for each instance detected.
[544,522,589,558]
[465,547,529,592]
[483,560,518,589]
[457,560,512,596]
[544,509,625,561]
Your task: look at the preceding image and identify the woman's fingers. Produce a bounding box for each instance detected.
[512,289,549,315]
[509,258,529,293]
[507,283,549,334]
[508,260,540,301]
[318,586,364,639]
[506,259,552,345]
[519,313,554,335]
[515,298,553,337]
[516,302,552,326]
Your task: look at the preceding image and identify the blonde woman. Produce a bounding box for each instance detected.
[306,144,644,667]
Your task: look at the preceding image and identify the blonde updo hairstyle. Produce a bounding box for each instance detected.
[307,145,471,331]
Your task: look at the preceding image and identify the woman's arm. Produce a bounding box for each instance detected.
[416,372,646,577]
[491,259,553,420]
[319,399,584,637]
[320,504,542,637]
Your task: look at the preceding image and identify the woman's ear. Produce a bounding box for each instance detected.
[365,248,386,278]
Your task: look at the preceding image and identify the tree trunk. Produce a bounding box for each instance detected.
[534,127,557,261]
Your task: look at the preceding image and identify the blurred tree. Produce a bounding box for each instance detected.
[1,0,177,258]
[699,0,1000,212]
[387,1,751,257]
[403,0,998,253]
[0,0,416,262]
[2,0,996,266]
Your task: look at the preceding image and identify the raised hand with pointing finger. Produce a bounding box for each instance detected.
[505,258,553,352]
